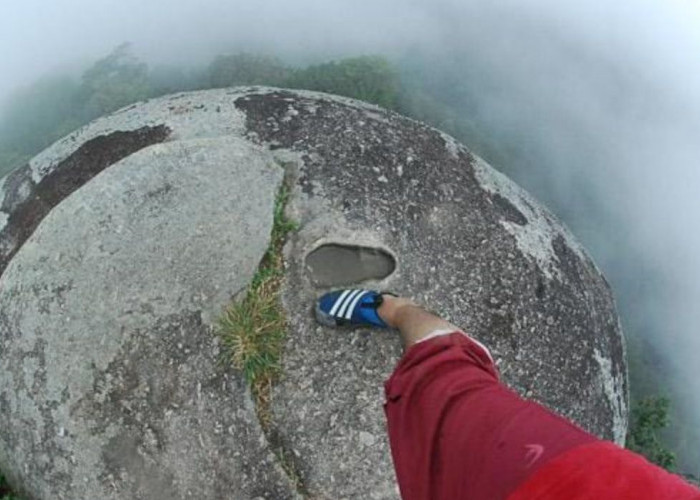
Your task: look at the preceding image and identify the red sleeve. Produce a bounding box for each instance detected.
[508,441,700,500]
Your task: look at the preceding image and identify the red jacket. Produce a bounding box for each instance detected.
[508,441,700,500]
[385,333,700,500]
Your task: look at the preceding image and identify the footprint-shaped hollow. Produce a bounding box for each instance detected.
[305,243,397,287]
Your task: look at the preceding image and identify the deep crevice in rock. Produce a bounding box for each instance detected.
[266,426,310,497]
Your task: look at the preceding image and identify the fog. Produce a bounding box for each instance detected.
[2,0,700,471]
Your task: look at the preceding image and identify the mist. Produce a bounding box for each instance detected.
[2,0,700,471]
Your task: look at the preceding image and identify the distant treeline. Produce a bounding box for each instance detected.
[0,44,404,177]
[0,43,502,182]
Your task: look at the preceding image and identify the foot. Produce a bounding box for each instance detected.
[315,289,397,328]
[376,295,418,328]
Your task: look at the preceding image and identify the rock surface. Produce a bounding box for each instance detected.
[0,88,627,499]
[0,137,296,499]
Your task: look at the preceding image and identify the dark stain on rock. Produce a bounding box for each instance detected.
[535,278,546,299]
[552,234,583,289]
[144,182,174,201]
[236,89,625,446]
[489,311,518,350]
[236,91,298,127]
[83,312,204,437]
[491,193,528,225]
[0,336,74,492]
[234,92,483,231]
[0,125,170,281]
[102,432,178,500]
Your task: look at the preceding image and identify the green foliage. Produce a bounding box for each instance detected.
[268,183,299,260]
[149,64,208,95]
[217,187,302,490]
[0,472,21,500]
[0,43,155,176]
[206,53,400,109]
[0,48,405,177]
[79,43,152,119]
[208,53,289,88]
[626,396,677,470]
[0,75,81,174]
[218,274,285,387]
[285,56,400,109]
[218,185,297,428]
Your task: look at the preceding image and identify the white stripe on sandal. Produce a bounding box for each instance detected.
[329,290,352,316]
[344,290,369,320]
[337,289,362,318]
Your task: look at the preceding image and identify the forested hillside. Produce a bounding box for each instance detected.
[0,46,402,178]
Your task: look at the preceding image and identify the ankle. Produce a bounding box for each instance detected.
[377,295,417,328]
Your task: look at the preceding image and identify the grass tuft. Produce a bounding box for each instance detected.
[218,184,298,428]
[218,184,306,493]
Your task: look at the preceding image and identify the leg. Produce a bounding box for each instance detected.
[378,295,595,500]
[377,295,461,348]
[316,290,697,499]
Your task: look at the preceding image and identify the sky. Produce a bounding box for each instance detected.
[2,0,700,470]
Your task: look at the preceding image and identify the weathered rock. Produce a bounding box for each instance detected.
[0,137,296,499]
[0,88,627,500]
[230,91,627,499]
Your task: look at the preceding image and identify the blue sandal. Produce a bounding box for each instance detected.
[315,289,393,328]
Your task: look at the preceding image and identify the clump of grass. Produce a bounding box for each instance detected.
[218,184,308,493]
[218,184,298,428]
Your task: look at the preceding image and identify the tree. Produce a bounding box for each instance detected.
[0,44,155,177]
[0,75,81,175]
[285,56,400,109]
[0,49,406,178]
[626,396,677,470]
[207,53,289,88]
[79,43,152,119]
[149,64,208,95]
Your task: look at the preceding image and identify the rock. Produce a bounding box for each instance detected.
[0,137,296,499]
[238,90,627,498]
[359,431,377,448]
[0,88,627,499]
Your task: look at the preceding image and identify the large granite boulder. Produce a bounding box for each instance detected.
[0,88,627,499]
